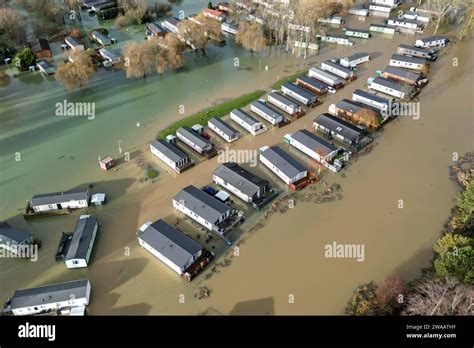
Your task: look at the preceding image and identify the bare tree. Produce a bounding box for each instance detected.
[122,40,155,78]
[0,8,25,44]
[55,51,95,90]
[425,0,462,34]
[236,21,267,53]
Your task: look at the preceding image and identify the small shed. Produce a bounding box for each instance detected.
[99,156,116,170]
[91,193,106,206]
[215,190,230,203]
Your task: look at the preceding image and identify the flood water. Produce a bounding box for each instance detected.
[0,7,473,315]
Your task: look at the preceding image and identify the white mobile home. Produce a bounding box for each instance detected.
[387,18,424,31]
[340,52,371,68]
[259,146,307,185]
[370,23,397,34]
[318,34,354,46]
[213,162,273,206]
[65,215,98,269]
[31,189,89,212]
[267,92,303,115]
[286,129,339,164]
[403,10,430,23]
[161,17,180,33]
[0,222,36,257]
[250,100,284,125]
[308,67,345,87]
[343,28,371,39]
[313,113,365,148]
[176,126,213,154]
[150,139,191,173]
[415,35,449,48]
[389,54,429,71]
[348,7,369,17]
[138,219,205,276]
[369,4,392,13]
[91,31,111,46]
[172,185,237,236]
[36,60,55,75]
[281,83,318,106]
[368,77,415,99]
[221,22,238,35]
[230,109,267,135]
[7,279,91,316]
[65,36,85,51]
[317,16,344,25]
[99,48,121,63]
[397,44,437,61]
[372,0,399,8]
[380,66,428,86]
[146,22,165,37]
[321,60,355,80]
[352,89,392,112]
[207,117,240,142]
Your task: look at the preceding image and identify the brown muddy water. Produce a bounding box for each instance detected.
[1,29,473,315]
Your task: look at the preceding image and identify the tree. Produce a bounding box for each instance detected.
[457,178,474,226]
[375,276,407,315]
[345,282,380,315]
[122,40,155,78]
[163,33,186,70]
[403,277,473,315]
[0,8,26,44]
[236,22,267,53]
[433,234,474,284]
[207,1,213,9]
[178,19,208,51]
[201,15,224,42]
[424,0,463,34]
[55,51,95,90]
[13,48,35,71]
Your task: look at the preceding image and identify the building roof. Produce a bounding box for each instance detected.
[418,35,448,43]
[383,66,422,82]
[92,31,110,42]
[139,219,202,270]
[268,91,299,107]
[314,113,364,142]
[345,28,370,34]
[204,8,225,16]
[291,129,338,156]
[388,17,420,25]
[65,216,98,261]
[208,117,239,137]
[391,54,427,65]
[309,67,344,84]
[176,126,211,150]
[151,139,188,163]
[0,222,31,246]
[147,22,163,33]
[251,100,283,121]
[370,23,394,29]
[353,89,392,105]
[336,99,365,113]
[31,189,89,207]
[343,52,370,62]
[65,36,83,47]
[231,109,260,126]
[322,60,353,75]
[398,44,432,54]
[260,146,306,179]
[99,48,120,60]
[164,17,180,27]
[10,279,90,310]
[282,82,316,100]
[36,59,54,70]
[213,163,269,198]
[297,75,328,90]
[173,185,231,224]
[372,77,409,92]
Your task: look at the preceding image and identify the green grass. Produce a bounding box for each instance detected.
[147,168,159,179]
[271,70,307,89]
[158,90,266,139]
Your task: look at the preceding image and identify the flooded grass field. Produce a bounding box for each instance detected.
[0,6,473,315]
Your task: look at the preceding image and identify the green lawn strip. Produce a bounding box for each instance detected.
[271,70,307,89]
[159,90,266,139]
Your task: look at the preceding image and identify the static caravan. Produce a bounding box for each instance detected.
[7,279,91,316]
[348,7,369,17]
[317,16,344,25]
[343,28,371,39]
[65,36,85,51]
[370,23,397,35]
[369,4,392,13]
[36,60,55,75]
[172,185,238,236]
[403,10,430,23]
[221,22,238,35]
[397,44,437,61]
[65,215,98,269]
[138,219,207,278]
[318,34,353,46]
[352,89,392,112]
[313,113,365,148]
[176,126,213,154]
[99,48,121,63]
[368,77,415,99]
[161,17,180,33]
[213,163,273,207]
[150,139,191,173]
[415,35,449,49]
[321,60,355,80]
[309,67,345,88]
[31,189,89,212]
[281,83,317,106]
[230,109,267,135]
[267,92,303,115]
[296,75,328,95]
[203,8,226,22]
[372,0,400,8]
[250,100,284,125]
[0,222,35,257]
[286,129,339,164]
[389,54,429,71]
[259,146,307,185]
[146,22,166,38]
[380,66,427,86]
[340,52,371,68]
[91,31,111,46]
[387,18,424,31]
[207,117,240,142]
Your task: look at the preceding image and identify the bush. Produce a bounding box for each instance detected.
[13,47,35,71]
[98,7,122,21]
[147,168,159,179]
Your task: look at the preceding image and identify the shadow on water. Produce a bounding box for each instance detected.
[229,296,275,315]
